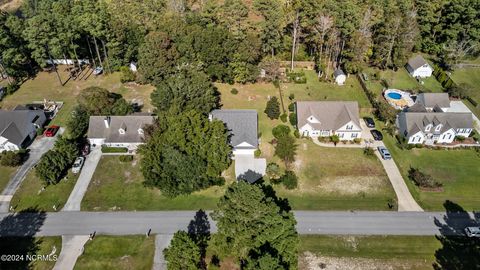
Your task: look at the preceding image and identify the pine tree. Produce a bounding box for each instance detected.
[264,96,281,119]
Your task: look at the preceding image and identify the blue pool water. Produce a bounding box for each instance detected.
[387,92,402,100]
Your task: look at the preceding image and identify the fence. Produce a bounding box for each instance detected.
[46,59,90,65]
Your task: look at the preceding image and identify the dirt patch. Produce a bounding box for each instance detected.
[299,176,384,195]
[299,252,419,270]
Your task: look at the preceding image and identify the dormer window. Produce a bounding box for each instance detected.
[119,128,126,135]
[425,124,432,132]
[435,124,442,132]
[138,128,144,135]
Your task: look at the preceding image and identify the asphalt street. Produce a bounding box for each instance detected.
[0,211,478,237]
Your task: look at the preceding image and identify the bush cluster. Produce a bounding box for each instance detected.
[0,150,25,167]
[119,155,134,162]
[408,167,442,188]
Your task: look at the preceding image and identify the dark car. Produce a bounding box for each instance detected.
[44,125,60,137]
[81,143,91,156]
[364,117,375,128]
[370,130,383,141]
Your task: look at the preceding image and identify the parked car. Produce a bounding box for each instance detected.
[465,227,480,238]
[81,143,91,156]
[44,125,60,137]
[364,117,375,128]
[72,157,85,174]
[377,146,392,160]
[370,130,383,141]
[93,66,103,75]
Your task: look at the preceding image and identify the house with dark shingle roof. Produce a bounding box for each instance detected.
[87,115,155,150]
[210,109,265,183]
[397,111,473,144]
[406,55,433,78]
[0,109,46,152]
[414,93,450,112]
[296,101,362,140]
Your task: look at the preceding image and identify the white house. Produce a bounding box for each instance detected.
[210,110,266,183]
[414,93,450,112]
[0,109,46,152]
[87,115,155,150]
[296,101,362,140]
[397,111,473,144]
[406,55,433,78]
[334,69,346,85]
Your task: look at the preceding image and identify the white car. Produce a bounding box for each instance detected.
[465,227,480,238]
[72,157,85,174]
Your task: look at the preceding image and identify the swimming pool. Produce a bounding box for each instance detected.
[387,92,402,100]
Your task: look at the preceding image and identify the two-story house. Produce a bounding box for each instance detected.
[296,101,362,140]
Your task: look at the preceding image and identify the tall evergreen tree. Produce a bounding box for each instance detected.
[164,231,201,270]
[265,96,281,120]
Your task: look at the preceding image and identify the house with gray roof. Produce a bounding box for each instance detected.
[210,110,265,183]
[406,55,433,78]
[296,101,362,140]
[414,93,450,112]
[87,115,155,150]
[0,109,46,152]
[397,111,473,144]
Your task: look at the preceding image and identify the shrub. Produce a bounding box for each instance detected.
[266,162,282,180]
[0,151,24,167]
[293,129,300,138]
[288,103,295,112]
[272,125,291,139]
[363,147,374,157]
[341,140,348,144]
[36,127,45,136]
[455,136,466,142]
[119,155,134,162]
[230,88,238,95]
[408,167,442,188]
[330,135,340,144]
[101,146,128,153]
[280,113,287,123]
[289,112,297,126]
[287,71,307,84]
[280,171,298,189]
[120,66,136,83]
[353,138,362,144]
[5,82,20,95]
[264,96,281,120]
[254,149,261,158]
[288,93,295,101]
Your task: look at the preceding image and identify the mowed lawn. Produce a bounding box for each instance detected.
[382,131,480,211]
[81,156,230,211]
[0,165,17,192]
[299,235,440,270]
[74,236,154,270]
[11,170,78,212]
[0,70,154,126]
[450,67,480,117]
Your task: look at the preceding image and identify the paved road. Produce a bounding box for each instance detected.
[62,148,102,211]
[0,131,62,212]
[0,211,477,237]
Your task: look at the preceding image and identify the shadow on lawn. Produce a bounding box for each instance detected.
[433,200,480,269]
[0,208,46,270]
[188,209,210,269]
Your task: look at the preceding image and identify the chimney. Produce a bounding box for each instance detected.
[104,116,110,128]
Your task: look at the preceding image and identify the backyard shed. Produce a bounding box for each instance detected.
[334,69,346,85]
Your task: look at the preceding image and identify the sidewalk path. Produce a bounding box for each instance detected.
[152,234,173,270]
[62,148,102,211]
[53,235,89,270]
[0,130,63,212]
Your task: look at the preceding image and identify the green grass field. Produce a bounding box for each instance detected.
[299,235,440,270]
[382,126,480,211]
[10,170,78,212]
[450,67,480,117]
[74,236,154,270]
[0,70,154,126]
[0,165,17,192]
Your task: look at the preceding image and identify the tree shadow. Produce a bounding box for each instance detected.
[0,208,47,270]
[237,169,263,184]
[188,209,210,269]
[433,200,480,269]
[261,184,292,212]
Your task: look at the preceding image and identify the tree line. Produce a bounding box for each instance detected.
[1,0,479,85]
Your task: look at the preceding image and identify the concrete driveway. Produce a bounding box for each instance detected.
[375,143,423,212]
[62,147,102,211]
[449,100,480,132]
[0,130,63,212]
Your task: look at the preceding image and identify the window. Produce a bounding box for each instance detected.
[351,133,358,138]
[119,128,126,135]
[138,128,144,135]
[346,125,353,130]
[435,125,442,132]
[339,133,344,138]
[425,124,432,132]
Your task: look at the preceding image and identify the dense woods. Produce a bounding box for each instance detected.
[1,0,479,84]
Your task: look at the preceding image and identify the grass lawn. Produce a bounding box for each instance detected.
[0,236,61,270]
[74,235,154,270]
[0,165,17,192]
[382,126,480,211]
[81,156,230,211]
[299,235,440,270]
[450,67,480,117]
[0,70,154,126]
[10,170,78,212]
